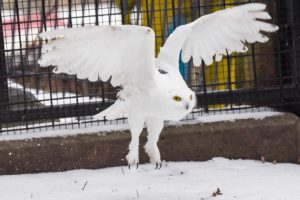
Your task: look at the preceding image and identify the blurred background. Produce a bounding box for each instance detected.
[0,0,299,134]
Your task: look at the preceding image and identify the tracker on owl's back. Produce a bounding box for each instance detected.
[38,3,278,168]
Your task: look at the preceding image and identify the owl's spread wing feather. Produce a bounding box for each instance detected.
[39,25,156,120]
[39,25,155,89]
[157,3,279,69]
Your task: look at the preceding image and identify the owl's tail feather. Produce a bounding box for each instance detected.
[93,99,128,120]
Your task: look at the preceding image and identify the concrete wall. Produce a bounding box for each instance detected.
[0,113,299,175]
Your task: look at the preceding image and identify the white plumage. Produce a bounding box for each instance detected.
[38,3,278,168]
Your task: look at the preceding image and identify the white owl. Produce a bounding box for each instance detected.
[38,3,278,169]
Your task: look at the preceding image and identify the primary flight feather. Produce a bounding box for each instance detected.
[38,3,278,168]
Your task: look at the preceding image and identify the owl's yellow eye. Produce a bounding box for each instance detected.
[189,95,193,101]
[173,96,182,102]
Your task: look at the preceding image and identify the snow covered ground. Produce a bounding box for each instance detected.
[0,158,299,200]
[8,79,103,106]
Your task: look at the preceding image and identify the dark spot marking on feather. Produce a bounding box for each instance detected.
[158,69,168,74]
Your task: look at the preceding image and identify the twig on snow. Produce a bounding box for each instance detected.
[82,181,88,191]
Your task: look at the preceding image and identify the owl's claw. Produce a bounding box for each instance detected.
[128,163,139,170]
[155,163,162,169]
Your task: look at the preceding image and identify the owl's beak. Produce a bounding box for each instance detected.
[186,100,196,111]
[185,103,189,110]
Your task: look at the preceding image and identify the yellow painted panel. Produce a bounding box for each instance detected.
[205,0,237,109]
[205,0,236,92]
[115,0,191,55]
[140,0,191,55]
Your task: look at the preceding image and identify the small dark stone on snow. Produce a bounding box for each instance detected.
[212,188,222,197]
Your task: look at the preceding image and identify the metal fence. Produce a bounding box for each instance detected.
[0,0,299,135]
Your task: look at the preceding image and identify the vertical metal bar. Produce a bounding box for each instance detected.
[41,1,48,34]
[251,45,259,107]
[177,0,182,26]
[96,2,106,119]
[293,0,300,90]
[75,77,80,125]
[248,0,257,108]
[68,0,73,27]
[9,3,17,70]
[171,0,176,29]
[162,0,168,43]
[24,0,32,64]
[15,0,29,131]
[223,0,233,110]
[81,0,86,27]
[68,0,80,125]
[275,0,284,104]
[97,1,106,107]
[287,0,298,87]
[47,68,55,128]
[120,0,126,24]
[135,0,141,25]
[201,63,209,112]
[226,52,233,108]
[95,0,99,25]
[145,0,150,26]
[149,0,155,28]
[0,4,9,131]
[197,0,201,17]
[54,0,59,28]
[108,0,113,25]
[41,0,55,128]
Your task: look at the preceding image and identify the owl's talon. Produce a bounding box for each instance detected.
[128,163,139,170]
[155,163,162,169]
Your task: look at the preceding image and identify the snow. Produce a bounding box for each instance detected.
[195,111,282,123]
[0,121,130,141]
[8,79,103,106]
[0,158,299,200]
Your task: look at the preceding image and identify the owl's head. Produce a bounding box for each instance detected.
[167,87,196,118]
[156,68,197,121]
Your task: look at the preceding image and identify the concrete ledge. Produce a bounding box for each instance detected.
[0,113,299,175]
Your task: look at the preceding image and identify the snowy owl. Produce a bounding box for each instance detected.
[38,3,278,169]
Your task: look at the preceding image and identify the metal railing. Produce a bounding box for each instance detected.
[0,0,299,134]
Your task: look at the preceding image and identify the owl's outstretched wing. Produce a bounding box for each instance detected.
[157,3,278,70]
[39,25,155,88]
[39,25,155,120]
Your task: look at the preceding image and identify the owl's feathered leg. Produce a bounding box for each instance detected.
[144,117,164,168]
[126,115,144,168]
